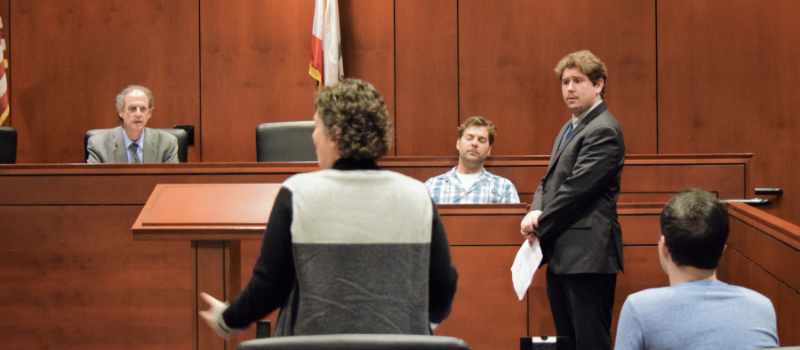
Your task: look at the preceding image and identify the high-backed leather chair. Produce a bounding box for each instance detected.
[255,121,316,162]
[0,126,17,164]
[84,128,188,163]
[237,334,471,350]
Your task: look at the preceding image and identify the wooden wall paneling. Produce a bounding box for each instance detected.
[0,205,194,350]
[0,172,306,205]
[728,218,800,293]
[527,263,556,338]
[229,240,280,347]
[194,241,228,350]
[458,0,657,157]
[611,246,667,340]
[338,0,395,150]
[200,0,317,163]
[440,214,525,246]
[436,246,528,350]
[0,155,747,205]
[394,0,458,156]
[10,0,200,164]
[657,0,800,226]
[619,215,660,245]
[720,248,781,310]
[779,284,800,345]
[620,164,745,199]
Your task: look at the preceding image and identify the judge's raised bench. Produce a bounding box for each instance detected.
[2,154,799,350]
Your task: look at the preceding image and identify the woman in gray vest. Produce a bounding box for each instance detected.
[200,78,458,337]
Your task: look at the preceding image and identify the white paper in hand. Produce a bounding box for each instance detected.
[511,239,543,300]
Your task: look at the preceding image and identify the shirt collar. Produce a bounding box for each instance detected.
[121,128,145,149]
[446,166,493,185]
[571,99,603,127]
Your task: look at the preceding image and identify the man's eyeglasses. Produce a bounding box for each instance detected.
[127,106,150,114]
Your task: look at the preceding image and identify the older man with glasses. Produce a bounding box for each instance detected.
[86,85,178,163]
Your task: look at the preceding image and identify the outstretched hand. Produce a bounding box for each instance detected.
[199,292,232,338]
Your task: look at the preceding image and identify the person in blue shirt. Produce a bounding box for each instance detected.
[424,116,519,204]
[614,188,778,350]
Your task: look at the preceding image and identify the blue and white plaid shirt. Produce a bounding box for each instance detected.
[424,166,520,204]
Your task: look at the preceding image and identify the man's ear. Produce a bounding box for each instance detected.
[594,78,605,94]
[658,235,670,261]
[487,145,492,156]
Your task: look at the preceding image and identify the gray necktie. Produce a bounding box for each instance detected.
[129,143,141,163]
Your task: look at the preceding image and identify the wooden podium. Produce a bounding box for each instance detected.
[132,183,282,350]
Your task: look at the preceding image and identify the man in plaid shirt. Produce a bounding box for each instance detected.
[425,116,520,204]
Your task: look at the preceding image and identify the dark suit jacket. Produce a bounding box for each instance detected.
[532,102,625,275]
[86,126,179,163]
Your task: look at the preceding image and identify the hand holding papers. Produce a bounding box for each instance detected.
[511,239,543,300]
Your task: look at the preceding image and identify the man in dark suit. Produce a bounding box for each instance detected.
[86,85,178,163]
[521,50,625,350]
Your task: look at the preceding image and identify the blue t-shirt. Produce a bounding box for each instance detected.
[614,279,778,350]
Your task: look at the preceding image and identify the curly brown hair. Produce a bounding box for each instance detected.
[314,79,392,161]
[457,116,496,145]
[554,50,608,98]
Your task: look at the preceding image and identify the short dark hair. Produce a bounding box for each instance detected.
[457,116,496,145]
[314,79,392,161]
[660,188,729,269]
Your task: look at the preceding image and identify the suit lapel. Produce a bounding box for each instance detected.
[544,122,572,176]
[143,128,157,163]
[111,127,128,163]
[543,102,608,179]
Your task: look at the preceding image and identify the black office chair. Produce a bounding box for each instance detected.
[237,334,471,350]
[0,126,17,164]
[255,121,316,162]
[84,128,188,163]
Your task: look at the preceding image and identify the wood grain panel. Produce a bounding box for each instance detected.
[720,248,781,308]
[10,0,200,163]
[657,0,800,225]
[395,0,458,156]
[611,246,666,339]
[728,218,800,293]
[0,173,298,205]
[621,164,745,199]
[200,0,317,163]
[230,240,280,345]
[195,241,228,350]
[441,214,524,246]
[779,284,800,346]
[436,246,528,350]
[0,205,194,350]
[619,215,660,245]
[0,156,747,206]
[338,0,395,151]
[459,0,656,157]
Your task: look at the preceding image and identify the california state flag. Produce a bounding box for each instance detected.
[0,16,9,126]
[309,0,343,90]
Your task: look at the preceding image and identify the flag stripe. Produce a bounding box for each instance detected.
[0,16,8,126]
[309,0,342,89]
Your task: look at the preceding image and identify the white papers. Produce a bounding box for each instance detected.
[511,239,543,300]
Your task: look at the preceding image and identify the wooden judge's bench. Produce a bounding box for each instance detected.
[2,155,799,350]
